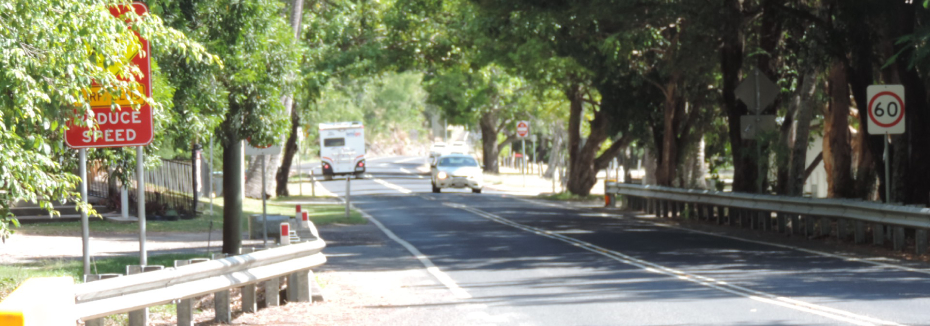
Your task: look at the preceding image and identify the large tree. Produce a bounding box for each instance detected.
[0,0,215,241]
[153,0,299,254]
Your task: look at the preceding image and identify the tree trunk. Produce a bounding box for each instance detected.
[721,0,758,193]
[823,60,854,198]
[274,0,304,197]
[890,2,930,205]
[655,91,681,187]
[479,112,501,174]
[643,146,657,185]
[221,117,243,255]
[786,71,818,196]
[544,123,565,179]
[245,154,278,199]
[275,107,299,196]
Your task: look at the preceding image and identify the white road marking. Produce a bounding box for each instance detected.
[374,179,413,194]
[515,197,930,276]
[396,156,426,163]
[355,207,472,299]
[450,203,905,326]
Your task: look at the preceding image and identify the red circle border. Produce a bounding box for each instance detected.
[868,91,905,128]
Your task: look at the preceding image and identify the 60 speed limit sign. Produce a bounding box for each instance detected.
[867,85,905,135]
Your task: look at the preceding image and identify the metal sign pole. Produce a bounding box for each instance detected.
[79,149,90,276]
[137,146,147,265]
[209,140,214,215]
[262,154,268,247]
[885,133,892,203]
[522,139,526,187]
[345,176,351,218]
[754,69,763,194]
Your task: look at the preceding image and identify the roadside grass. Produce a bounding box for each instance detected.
[0,253,205,302]
[15,195,365,236]
[538,192,604,202]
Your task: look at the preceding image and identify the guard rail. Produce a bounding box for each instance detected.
[0,238,327,326]
[605,181,930,255]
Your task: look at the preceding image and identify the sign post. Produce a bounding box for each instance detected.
[65,2,153,274]
[516,121,530,187]
[735,67,779,193]
[866,85,906,203]
[245,141,282,247]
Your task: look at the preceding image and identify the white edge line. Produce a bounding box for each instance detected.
[355,207,471,299]
[454,204,903,326]
[515,197,930,276]
[373,179,413,194]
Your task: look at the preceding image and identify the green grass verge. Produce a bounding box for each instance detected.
[537,192,604,202]
[0,253,205,301]
[15,195,366,236]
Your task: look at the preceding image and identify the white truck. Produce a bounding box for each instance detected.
[319,121,366,180]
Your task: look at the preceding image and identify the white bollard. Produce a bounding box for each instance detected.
[280,222,291,245]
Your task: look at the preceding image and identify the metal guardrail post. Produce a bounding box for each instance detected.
[240,247,258,313]
[174,259,195,326]
[211,254,231,323]
[804,215,815,236]
[83,274,121,326]
[874,224,885,245]
[894,226,906,251]
[264,275,280,307]
[127,266,164,326]
[855,221,866,244]
[916,230,928,254]
[837,219,849,240]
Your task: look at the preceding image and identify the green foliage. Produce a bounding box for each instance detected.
[305,72,430,150]
[151,0,300,148]
[0,0,216,241]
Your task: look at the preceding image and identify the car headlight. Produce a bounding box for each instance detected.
[437,171,448,180]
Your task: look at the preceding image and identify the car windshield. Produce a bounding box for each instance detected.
[439,156,479,167]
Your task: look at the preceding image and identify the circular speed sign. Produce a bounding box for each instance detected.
[866,85,906,135]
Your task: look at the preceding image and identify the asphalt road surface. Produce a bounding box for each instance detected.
[315,156,930,326]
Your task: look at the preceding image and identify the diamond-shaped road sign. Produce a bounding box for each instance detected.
[735,67,780,114]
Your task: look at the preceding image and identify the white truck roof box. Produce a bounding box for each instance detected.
[319,121,363,130]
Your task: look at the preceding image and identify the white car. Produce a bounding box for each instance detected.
[431,154,483,193]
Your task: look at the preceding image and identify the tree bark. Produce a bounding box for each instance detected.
[655,88,681,187]
[245,154,278,199]
[220,111,243,255]
[823,60,854,198]
[889,1,930,205]
[721,0,758,193]
[785,71,818,196]
[479,111,501,174]
[274,0,304,197]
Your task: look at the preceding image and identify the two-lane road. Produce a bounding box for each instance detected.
[316,156,930,325]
